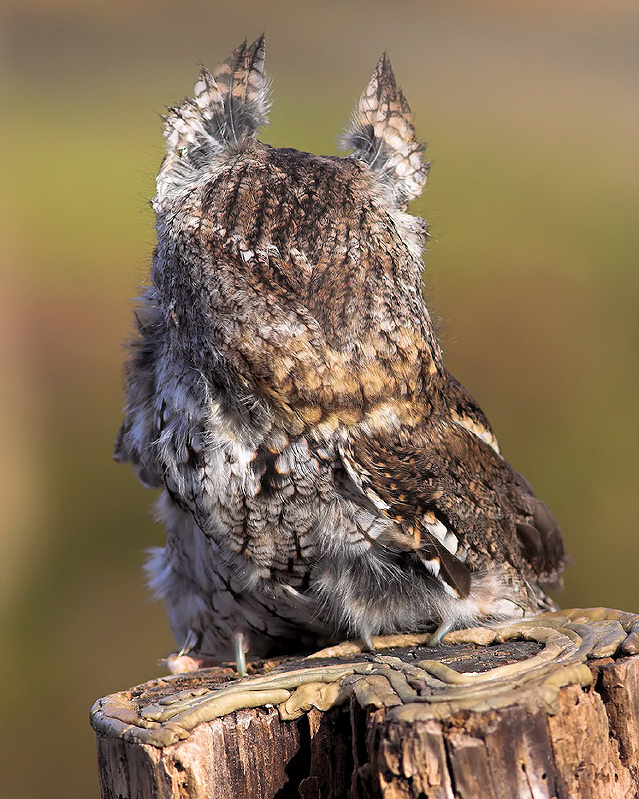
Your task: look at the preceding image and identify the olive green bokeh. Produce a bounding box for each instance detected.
[1,2,637,796]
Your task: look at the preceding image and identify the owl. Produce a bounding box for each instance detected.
[115,37,566,672]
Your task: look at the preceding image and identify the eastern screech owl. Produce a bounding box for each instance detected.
[115,37,565,668]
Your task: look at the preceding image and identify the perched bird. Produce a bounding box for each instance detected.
[115,37,566,671]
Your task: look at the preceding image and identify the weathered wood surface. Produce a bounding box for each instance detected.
[92,609,639,799]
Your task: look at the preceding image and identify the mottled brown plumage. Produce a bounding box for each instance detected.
[115,37,565,667]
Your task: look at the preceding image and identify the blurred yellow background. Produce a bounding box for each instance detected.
[1,1,637,796]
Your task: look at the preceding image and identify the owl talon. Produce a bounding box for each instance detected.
[176,628,198,658]
[429,619,455,646]
[166,652,224,674]
[361,631,375,652]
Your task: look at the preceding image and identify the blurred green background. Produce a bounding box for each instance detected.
[1,1,637,796]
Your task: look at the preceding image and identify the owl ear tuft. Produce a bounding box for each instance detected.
[342,54,428,207]
[162,36,270,154]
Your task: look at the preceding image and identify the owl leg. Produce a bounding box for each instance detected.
[234,630,247,677]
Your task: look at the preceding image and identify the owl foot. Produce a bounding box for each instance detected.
[164,629,249,675]
[165,653,222,674]
[164,629,221,674]
[165,631,255,677]
[92,607,638,747]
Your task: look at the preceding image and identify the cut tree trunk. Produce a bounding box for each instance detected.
[91,610,639,799]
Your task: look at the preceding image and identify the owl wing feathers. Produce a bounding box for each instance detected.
[339,400,565,599]
[440,374,565,588]
[338,434,473,599]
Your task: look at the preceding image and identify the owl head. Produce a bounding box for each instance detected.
[154,36,429,214]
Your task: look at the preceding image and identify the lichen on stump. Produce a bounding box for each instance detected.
[92,608,639,799]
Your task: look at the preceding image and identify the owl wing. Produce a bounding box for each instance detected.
[338,397,565,600]
[114,287,166,490]
[440,373,565,588]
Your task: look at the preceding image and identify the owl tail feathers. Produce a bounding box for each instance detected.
[156,37,269,203]
[343,53,429,208]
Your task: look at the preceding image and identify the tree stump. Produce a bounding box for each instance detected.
[91,608,639,798]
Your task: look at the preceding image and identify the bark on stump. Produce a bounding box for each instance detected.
[91,609,639,799]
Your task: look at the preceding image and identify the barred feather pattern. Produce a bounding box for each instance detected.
[342,53,429,208]
[116,39,566,665]
[156,36,270,209]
